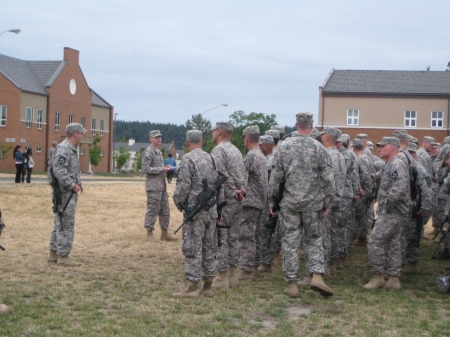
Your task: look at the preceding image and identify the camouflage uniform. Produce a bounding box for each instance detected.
[211,139,245,272]
[368,139,410,277]
[173,143,224,283]
[48,139,81,256]
[270,131,334,282]
[46,142,57,182]
[142,144,170,231]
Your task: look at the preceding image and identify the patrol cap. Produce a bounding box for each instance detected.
[242,125,260,138]
[51,141,58,145]
[271,125,285,135]
[149,130,162,138]
[353,139,364,148]
[355,134,368,139]
[407,142,418,153]
[296,112,314,124]
[212,121,233,132]
[65,123,86,134]
[341,134,350,144]
[367,141,373,150]
[265,129,280,139]
[423,136,437,144]
[259,135,274,145]
[186,130,202,143]
[392,129,409,139]
[376,137,400,147]
[320,126,342,139]
[443,136,450,145]
[311,128,320,138]
[439,144,450,160]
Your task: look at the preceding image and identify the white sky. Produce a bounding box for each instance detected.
[2,0,450,127]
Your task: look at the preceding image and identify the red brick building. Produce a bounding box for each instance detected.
[0,47,113,172]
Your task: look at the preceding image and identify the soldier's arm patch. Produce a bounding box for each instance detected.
[391,170,398,180]
[58,155,67,165]
[426,176,432,186]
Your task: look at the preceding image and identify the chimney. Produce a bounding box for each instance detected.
[128,138,135,146]
[64,47,80,64]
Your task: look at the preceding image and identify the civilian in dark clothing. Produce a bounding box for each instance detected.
[13,145,23,183]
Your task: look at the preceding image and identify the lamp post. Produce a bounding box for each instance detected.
[0,29,21,36]
[113,113,118,172]
[201,104,228,115]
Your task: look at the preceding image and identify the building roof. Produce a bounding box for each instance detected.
[0,53,112,107]
[322,69,450,96]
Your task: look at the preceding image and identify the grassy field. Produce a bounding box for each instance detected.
[0,182,449,337]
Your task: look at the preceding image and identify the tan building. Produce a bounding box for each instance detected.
[318,69,450,142]
[0,47,113,172]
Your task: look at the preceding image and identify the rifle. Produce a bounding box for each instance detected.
[216,201,231,247]
[264,180,285,248]
[174,172,227,235]
[432,216,449,259]
[50,169,74,224]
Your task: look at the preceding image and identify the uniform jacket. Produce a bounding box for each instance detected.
[242,146,267,210]
[52,139,81,192]
[142,145,166,192]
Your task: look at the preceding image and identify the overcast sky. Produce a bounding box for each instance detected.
[2,0,450,127]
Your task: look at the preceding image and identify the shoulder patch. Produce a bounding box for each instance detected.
[58,155,67,165]
[391,170,398,180]
[425,176,432,186]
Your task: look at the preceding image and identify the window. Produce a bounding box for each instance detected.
[92,118,96,135]
[55,112,60,131]
[26,107,33,128]
[100,150,104,157]
[36,146,42,153]
[0,105,6,126]
[404,111,417,127]
[37,110,43,129]
[100,119,105,136]
[81,116,86,128]
[69,114,74,124]
[80,149,85,155]
[347,109,359,125]
[431,111,444,128]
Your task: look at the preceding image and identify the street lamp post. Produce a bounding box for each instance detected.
[201,104,228,115]
[113,113,118,172]
[0,29,21,36]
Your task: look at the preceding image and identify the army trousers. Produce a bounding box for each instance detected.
[368,213,405,276]
[238,206,262,272]
[181,210,216,283]
[215,201,242,272]
[280,209,325,282]
[256,203,279,267]
[354,196,372,240]
[329,208,347,260]
[342,197,355,248]
[144,190,170,231]
[49,191,78,256]
[401,216,423,264]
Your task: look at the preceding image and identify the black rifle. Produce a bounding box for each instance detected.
[50,169,74,224]
[432,216,449,259]
[174,172,227,235]
[216,201,231,247]
[264,180,285,248]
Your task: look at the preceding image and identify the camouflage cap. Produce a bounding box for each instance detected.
[407,142,418,152]
[392,129,409,139]
[311,128,320,138]
[149,130,162,138]
[65,123,86,134]
[376,137,400,147]
[439,144,450,160]
[341,134,350,144]
[265,129,280,139]
[443,136,450,145]
[296,112,314,124]
[320,126,342,139]
[212,121,233,132]
[259,135,274,145]
[353,139,364,147]
[186,130,202,142]
[434,142,441,148]
[423,136,437,144]
[51,141,58,145]
[271,125,285,135]
[242,125,260,138]
[355,133,368,139]
[367,141,373,149]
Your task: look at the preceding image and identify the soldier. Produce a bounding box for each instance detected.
[142,130,177,242]
[311,128,322,143]
[402,142,433,272]
[47,123,86,266]
[270,112,334,298]
[46,140,58,182]
[367,141,374,153]
[238,126,267,280]
[355,134,371,157]
[417,136,437,178]
[210,122,246,290]
[364,137,410,290]
[172,130,224,299]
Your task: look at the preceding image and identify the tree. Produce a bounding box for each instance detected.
[89,134,103,168]
[426,66,430,71]
[447,61,450,71]
[185,113,212,135]
[134,148,146,171]
[160,146,168,160]
[0,143,14,161]
[113,146,131,171]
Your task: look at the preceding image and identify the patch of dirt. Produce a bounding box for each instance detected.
[287,304,312,320]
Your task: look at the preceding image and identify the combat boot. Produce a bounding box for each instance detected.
[228,267,239,288]
[147,230,155,240]
[310,274,333,297]
[363,273,385,290]
[211,271,229,291]
[328,260,337,275]
[297,274,312,286]
[383,276,401,290]
[353,238,366,247]
[57,255,82,267]
[173,281,200,299]
[160,229,178,242]
[283,282,299,298]
[199,277,214,298]
[402,260,416,274]
[47,250,58,263]
[237,269,253,281]
[335,258,344,270]
[257,264,272,274]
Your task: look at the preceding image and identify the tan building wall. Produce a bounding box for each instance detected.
[91,106,110,132]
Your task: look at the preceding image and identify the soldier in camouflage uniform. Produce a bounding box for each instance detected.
[270,112,334,298]
[237,126,267,281]
[142,130,177,242]
[364,137,410,290]
[46,140,58,182]
[210,122,246,290]
[416,136,436,178]
[402,142,433,272]
[47,124,85,266]
[172,130,225,299]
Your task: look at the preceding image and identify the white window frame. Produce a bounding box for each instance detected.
[92,118,96,135]
[80,149,85,156]
[81,116,86,128]
[55,111,60,131]
[26,107,33,128]
[69,114,74,124]
[347,109,359,126]
[0,105,6,127]
[36,146,42,153]
[100,150,104,157]
[37,110,43,129]
[431,111,444,128]
[404,110,417,127]
[100,119,105,136]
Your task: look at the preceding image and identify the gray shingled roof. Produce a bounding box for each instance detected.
[322,69,450,95]
[91,88,112,108]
